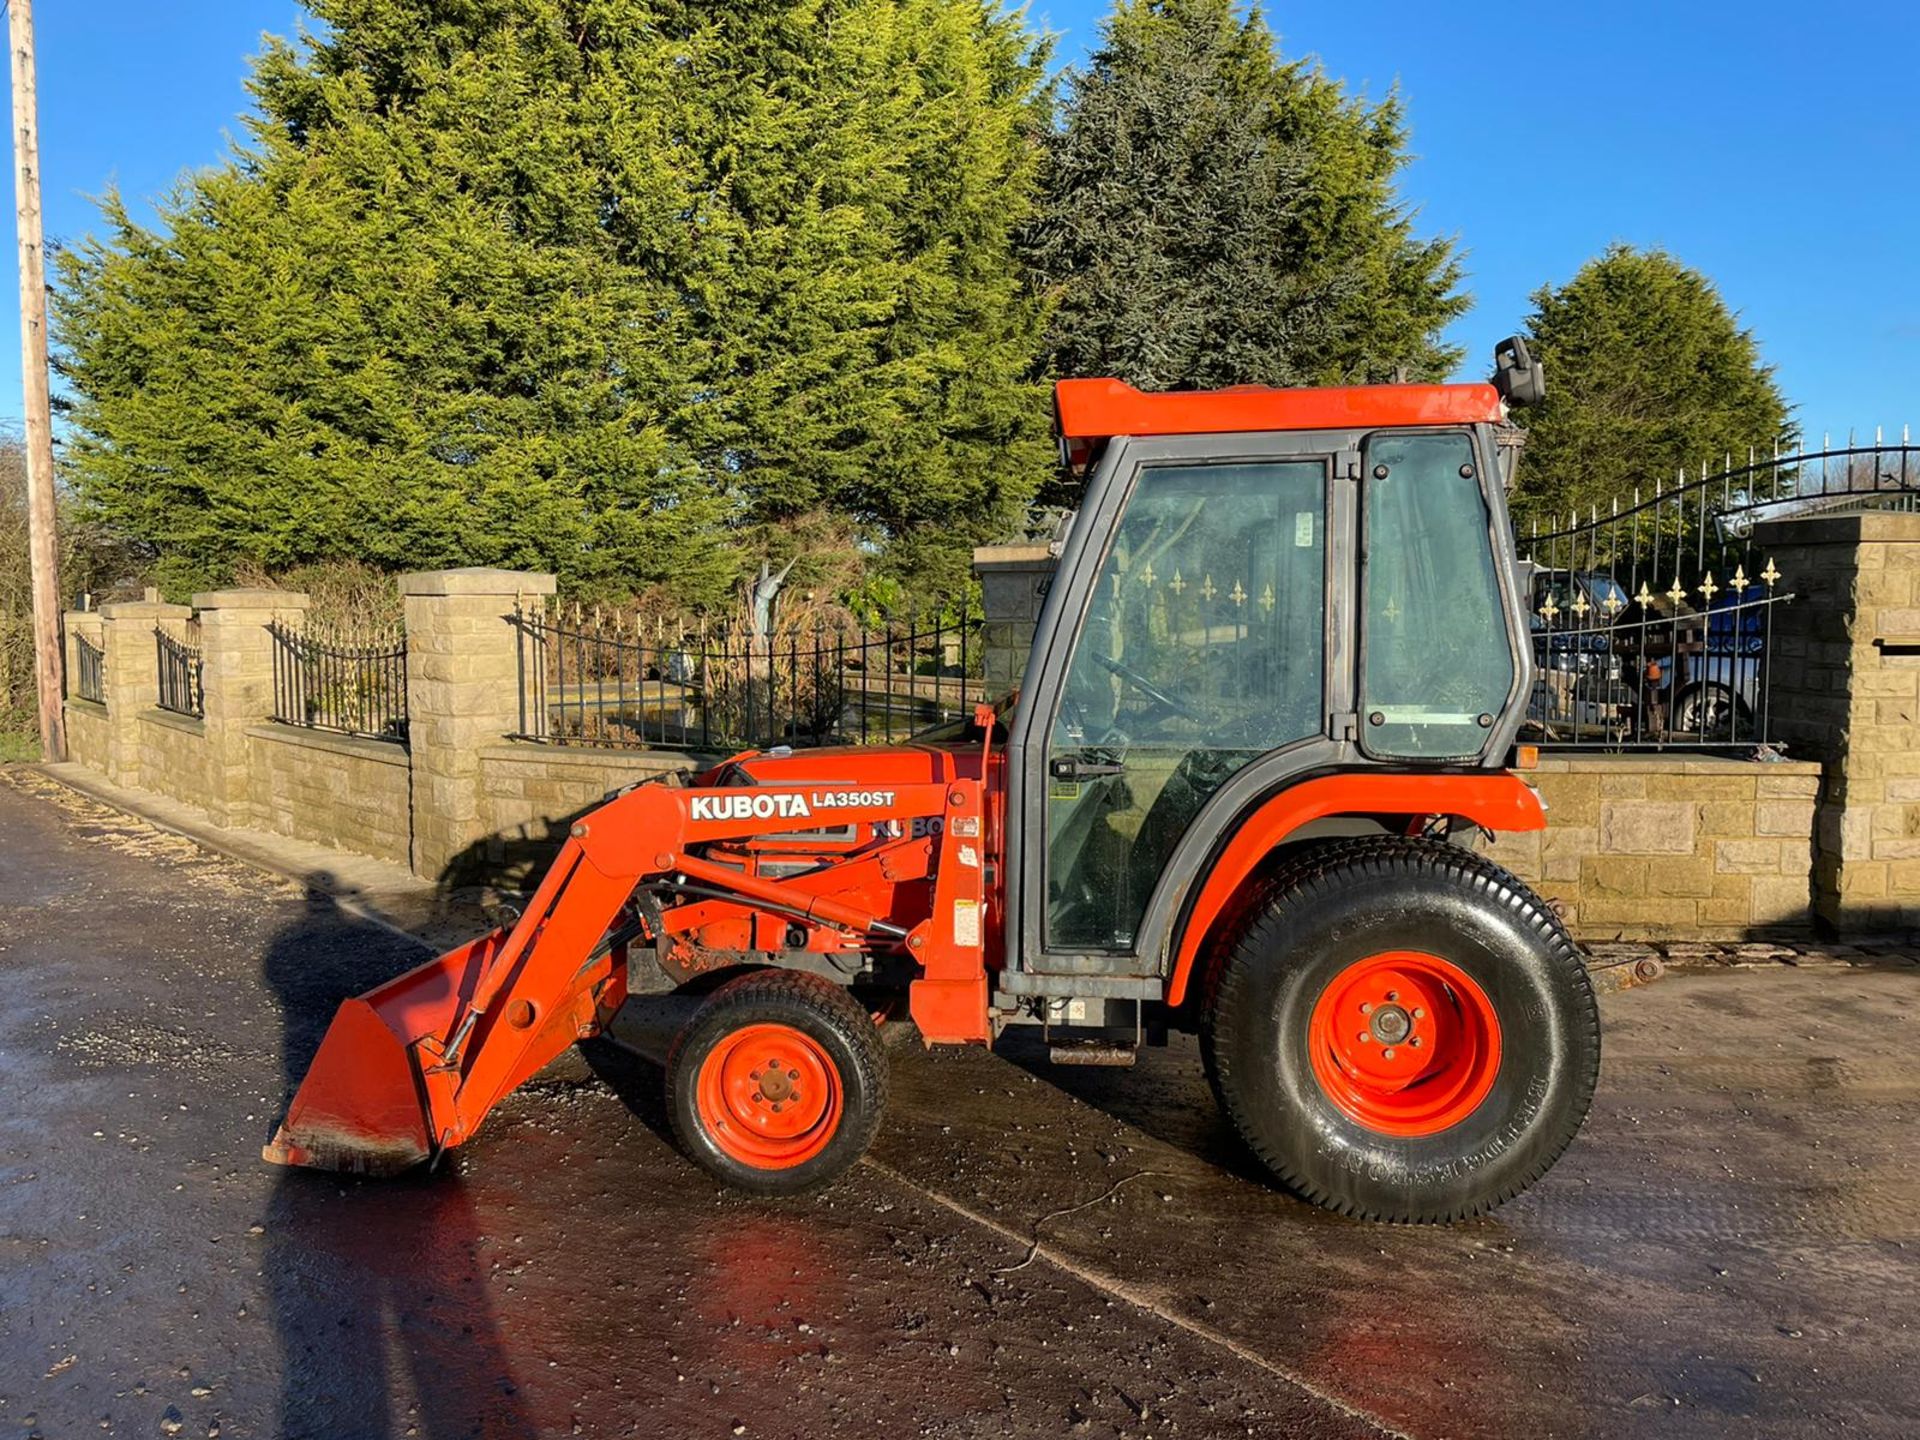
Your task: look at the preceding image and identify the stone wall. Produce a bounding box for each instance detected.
[1759,512,1920,930]
[1483,756,1820,939]
[136,708,208,806]
[477,743,697,883]
[64,698,109,768]
[45,550,1861,944]
[58,570,702,891]
[249,725,411,866]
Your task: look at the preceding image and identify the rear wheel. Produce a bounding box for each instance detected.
[1202,838,1599,1222]
[667,970,887,1196]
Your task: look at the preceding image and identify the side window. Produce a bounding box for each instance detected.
[1361,432,1516,760]
[1053,462,1327,752]
[1045,459,1327,952]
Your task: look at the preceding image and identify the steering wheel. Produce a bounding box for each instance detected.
[1092,652,1201,722]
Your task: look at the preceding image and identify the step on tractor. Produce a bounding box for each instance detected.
[266,338,1601,1223]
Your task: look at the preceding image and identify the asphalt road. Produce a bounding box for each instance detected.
[1,770,1916,1439]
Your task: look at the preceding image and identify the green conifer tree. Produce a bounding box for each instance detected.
[1511,245,1793,525]
[55,0,1052,602]
[1025,0,1465,395]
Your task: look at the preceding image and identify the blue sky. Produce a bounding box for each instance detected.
[4,1,1915,449]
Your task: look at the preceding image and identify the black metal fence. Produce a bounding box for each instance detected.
[510,603,986,751]
[154,620,204,718]
[1515,436,1919,750]
[74,633,106,704]
[269,620,408,743]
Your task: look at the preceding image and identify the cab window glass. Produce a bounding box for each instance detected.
[1046,459,1327,951]
[1360,432,1515,759]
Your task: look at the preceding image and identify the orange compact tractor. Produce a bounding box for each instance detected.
[267,339,1600,1222]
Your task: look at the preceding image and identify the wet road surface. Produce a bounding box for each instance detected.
[0,770,1916,1438]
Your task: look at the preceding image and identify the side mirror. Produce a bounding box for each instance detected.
[1492,336,1545,407]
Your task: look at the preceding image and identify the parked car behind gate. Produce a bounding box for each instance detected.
[1517,563,1762,744]
[1519,565,1632,740]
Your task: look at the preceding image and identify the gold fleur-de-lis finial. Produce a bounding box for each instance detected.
[1698,571,1719,603]
[1602,590,1625,616]
[1634,582,1655,609]
[1201,574,1217,602]
[1230,580,1247,607]
[1259,582,1275,613]
[1169,569,1186,596]
[1731,564,1748,591]
[1538,593,1560,623]
[1569,590,1591,618]
[1140,560,1156,589]
[1762,557,1781,587]
[1666,577,1687,606]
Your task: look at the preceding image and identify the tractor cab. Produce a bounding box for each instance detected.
[1007,372,1535,977]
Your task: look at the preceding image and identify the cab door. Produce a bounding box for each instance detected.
[1005,436,1345,968]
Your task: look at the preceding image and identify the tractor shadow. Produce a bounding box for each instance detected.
[259,892,538,1440]
[573,987,719,1160]
[989,1027,1285,1189]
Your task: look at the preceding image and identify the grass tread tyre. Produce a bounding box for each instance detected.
[1201,836,1598,1223]
[667,968,888,1197]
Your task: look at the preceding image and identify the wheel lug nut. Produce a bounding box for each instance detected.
[1411,1037,1423,1048]
[772,1102,784,1113]
[1358,1032,1371,1043]
[1382,1047,1396,1060]
[1386,990,1398,1002]
[1360,1002,1373,1015]
[752,1091,764,1103]
[788,1069,800,1080]
[1412,1007,1425,1020]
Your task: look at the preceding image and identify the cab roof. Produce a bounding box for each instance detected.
[1053,377,1505,473]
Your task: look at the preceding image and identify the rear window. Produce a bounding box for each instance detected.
[1359,432,1516,760]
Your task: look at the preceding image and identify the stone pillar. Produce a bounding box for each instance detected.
[401,567,556,884]
[193,588,311,828]
[95,598,192,786]
[972,543,1055,694]
[1757,512,1920,931]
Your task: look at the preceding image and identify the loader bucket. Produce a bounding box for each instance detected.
[263,930,504,1176]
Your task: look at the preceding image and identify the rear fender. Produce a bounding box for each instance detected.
[1163,771,1545,1007]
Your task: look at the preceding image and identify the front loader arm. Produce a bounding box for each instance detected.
[265,774,976,1175]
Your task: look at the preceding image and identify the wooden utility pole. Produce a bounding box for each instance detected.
[7,0,63,761]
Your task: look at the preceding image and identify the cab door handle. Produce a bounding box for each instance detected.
[1051,756,1125,779]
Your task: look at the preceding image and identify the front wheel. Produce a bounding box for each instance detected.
[1202,838,1599,1222]
[666,969,888,1196]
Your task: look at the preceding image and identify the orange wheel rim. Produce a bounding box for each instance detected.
[696,1023,842,1170]
[1307,951,1502,1137]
